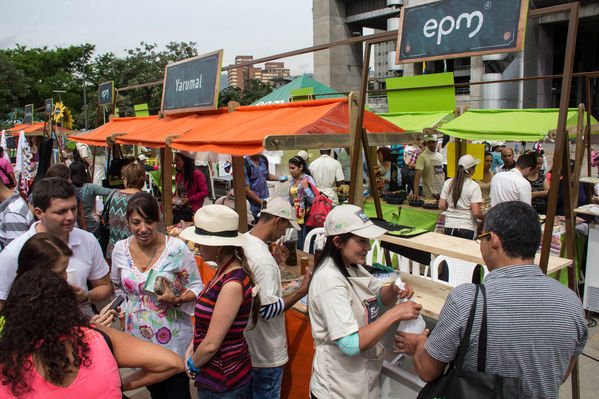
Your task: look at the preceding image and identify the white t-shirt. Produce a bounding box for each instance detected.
[490,168,532,207]
[310,155,344,189]
[0,222,109,315]
[243,233,288,368]
[76,143,91,160]
[440,178,483,231]
[415,149,445,198]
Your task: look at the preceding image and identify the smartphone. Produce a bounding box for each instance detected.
[108,295,124,311]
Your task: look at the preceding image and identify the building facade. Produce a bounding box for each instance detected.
[227,56,291,90]
[313,0,599,114]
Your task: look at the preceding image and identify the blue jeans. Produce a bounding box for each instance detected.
[297,224,312,251]
[245,366,284,399]
[197,384,247,399]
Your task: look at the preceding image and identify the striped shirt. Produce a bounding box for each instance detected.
[425,264,588,399]
[0,194,33,251]
[193,268,253,393]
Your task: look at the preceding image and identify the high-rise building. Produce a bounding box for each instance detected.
[227,57,291,90]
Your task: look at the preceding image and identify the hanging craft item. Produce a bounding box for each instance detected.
[15,131,35,195]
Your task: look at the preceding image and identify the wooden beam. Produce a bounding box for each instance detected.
[572,104,586,207]
[161,147,173,226]
[348,92,364,207]
[548,123,599,137]
[263,132,421,151]
[232,156,248,233]
[91,146,97,183]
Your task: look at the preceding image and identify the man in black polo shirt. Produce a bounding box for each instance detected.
[395,201,587,399]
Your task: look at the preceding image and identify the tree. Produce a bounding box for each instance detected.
[240,79,273,105]
[218,86,242,107]
[0,53,27,125]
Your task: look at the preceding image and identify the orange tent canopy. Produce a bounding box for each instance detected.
[115,108,228,148]
[71,116,159,146]
[171,98,405,156]
[6,122,73,136]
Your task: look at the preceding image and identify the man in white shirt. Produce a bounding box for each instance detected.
[309,149,344,205]
[490,152,537,207]
[243,196,311,399]
[0,177,112,313]
[498,147,516,172]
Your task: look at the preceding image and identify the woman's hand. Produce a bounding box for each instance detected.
[301,179,309,189]
[156,280,179,305]
[390,300,422,322]
[184,340,197,379]
[389,282,414,300]
[90,301,120,327]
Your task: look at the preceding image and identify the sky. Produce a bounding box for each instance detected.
[1,0,315,75]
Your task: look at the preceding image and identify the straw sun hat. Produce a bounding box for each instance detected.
[180,204,248,247]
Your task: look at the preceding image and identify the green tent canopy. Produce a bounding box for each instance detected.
[438,108,599,141]
[252,75,344,106]
[377,111,455,133]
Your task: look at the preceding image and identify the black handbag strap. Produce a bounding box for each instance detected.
[454,284,479,368]
[478,284,488,373]
[454,284,488,373]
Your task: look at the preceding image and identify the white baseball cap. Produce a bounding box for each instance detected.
[138,154,148,161]
[458,154,481,170]
[260,196,300,230]
[324,204,387,238]
[297,150,311,161]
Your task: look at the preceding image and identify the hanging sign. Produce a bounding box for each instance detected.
[24,104,33,124]
[45,98,53,114]
[396,0,528,64]
[98,81,114,106]
[160,49,223,114]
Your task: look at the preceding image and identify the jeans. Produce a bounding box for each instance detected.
[197,384,248,399]
[297,224,312,251]
[146,372,191,399]
[245,366,284,399]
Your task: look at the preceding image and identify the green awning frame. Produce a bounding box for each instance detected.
[438,108,599,141]
[377,111,455,133]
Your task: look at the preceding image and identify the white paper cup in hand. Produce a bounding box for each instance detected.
[67,270,77,285]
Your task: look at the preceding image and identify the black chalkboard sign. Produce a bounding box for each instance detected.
[161,50,223,114]
[24,104,33,124]
[98,81,114,106]
[396,0,528,64]
[45,98,53,114]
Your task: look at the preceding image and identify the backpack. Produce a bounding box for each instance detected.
[305,183,333,229]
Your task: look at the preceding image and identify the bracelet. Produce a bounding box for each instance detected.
[186,356,200,377]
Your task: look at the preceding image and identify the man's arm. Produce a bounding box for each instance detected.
[563,356,578,383]
[88,273,113,303]
[395,331,446,382]
[245,185,263,205]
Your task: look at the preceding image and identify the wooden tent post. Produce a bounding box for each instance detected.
[533,5,580,398]
[91,146,97,184]
[232,156,248,233]
[348,92,364,207]
[161,147,173,226]
[585,77,593,200]
[572,104,586,206]
[226,101,248,233]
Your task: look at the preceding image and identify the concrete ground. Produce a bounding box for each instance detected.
[561,315,599,398]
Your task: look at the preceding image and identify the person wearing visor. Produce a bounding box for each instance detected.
[308,204,422,399]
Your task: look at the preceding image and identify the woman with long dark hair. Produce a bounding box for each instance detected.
[69,161,115,232]
[439,154,484,239]
[111,192,203,399]
[288,155,316,249]
[308,205,420,399]
[181,204,260,397]
[173,152,208,223]
[0,269,184,398]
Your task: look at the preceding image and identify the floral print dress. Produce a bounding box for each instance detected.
[110,235,204,359]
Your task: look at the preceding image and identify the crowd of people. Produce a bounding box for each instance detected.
[0,137,591,399]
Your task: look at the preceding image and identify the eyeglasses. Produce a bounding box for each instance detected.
[475,232,491,243]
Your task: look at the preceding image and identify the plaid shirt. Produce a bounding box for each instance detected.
[407,146,421,165]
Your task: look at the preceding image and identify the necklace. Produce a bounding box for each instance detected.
[134,236,164,272]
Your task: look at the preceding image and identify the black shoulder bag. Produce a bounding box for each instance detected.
[417,284,521,399]
[93,191,116,256]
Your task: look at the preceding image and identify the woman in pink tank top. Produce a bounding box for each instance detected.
[0,269,185,398]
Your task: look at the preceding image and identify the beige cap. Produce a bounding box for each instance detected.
[261,196,300,230]
[324,204,387,238]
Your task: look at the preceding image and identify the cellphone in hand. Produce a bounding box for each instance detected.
[108,295,124,311]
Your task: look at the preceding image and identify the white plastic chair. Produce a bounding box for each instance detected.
[303,227,326,254]
[430,255,488,287]
[143,172,155,197]
[366,239,385,265]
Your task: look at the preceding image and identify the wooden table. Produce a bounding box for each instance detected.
[574,204,599,217]
[399,272,452,319]
[379,231,572,275]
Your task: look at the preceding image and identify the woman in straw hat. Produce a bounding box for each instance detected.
[181,205,260,397]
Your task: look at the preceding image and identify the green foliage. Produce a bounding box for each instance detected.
[0,41,199,128]
[218,79,273,107]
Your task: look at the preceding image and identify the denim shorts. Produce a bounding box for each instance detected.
[245,366,284,399]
